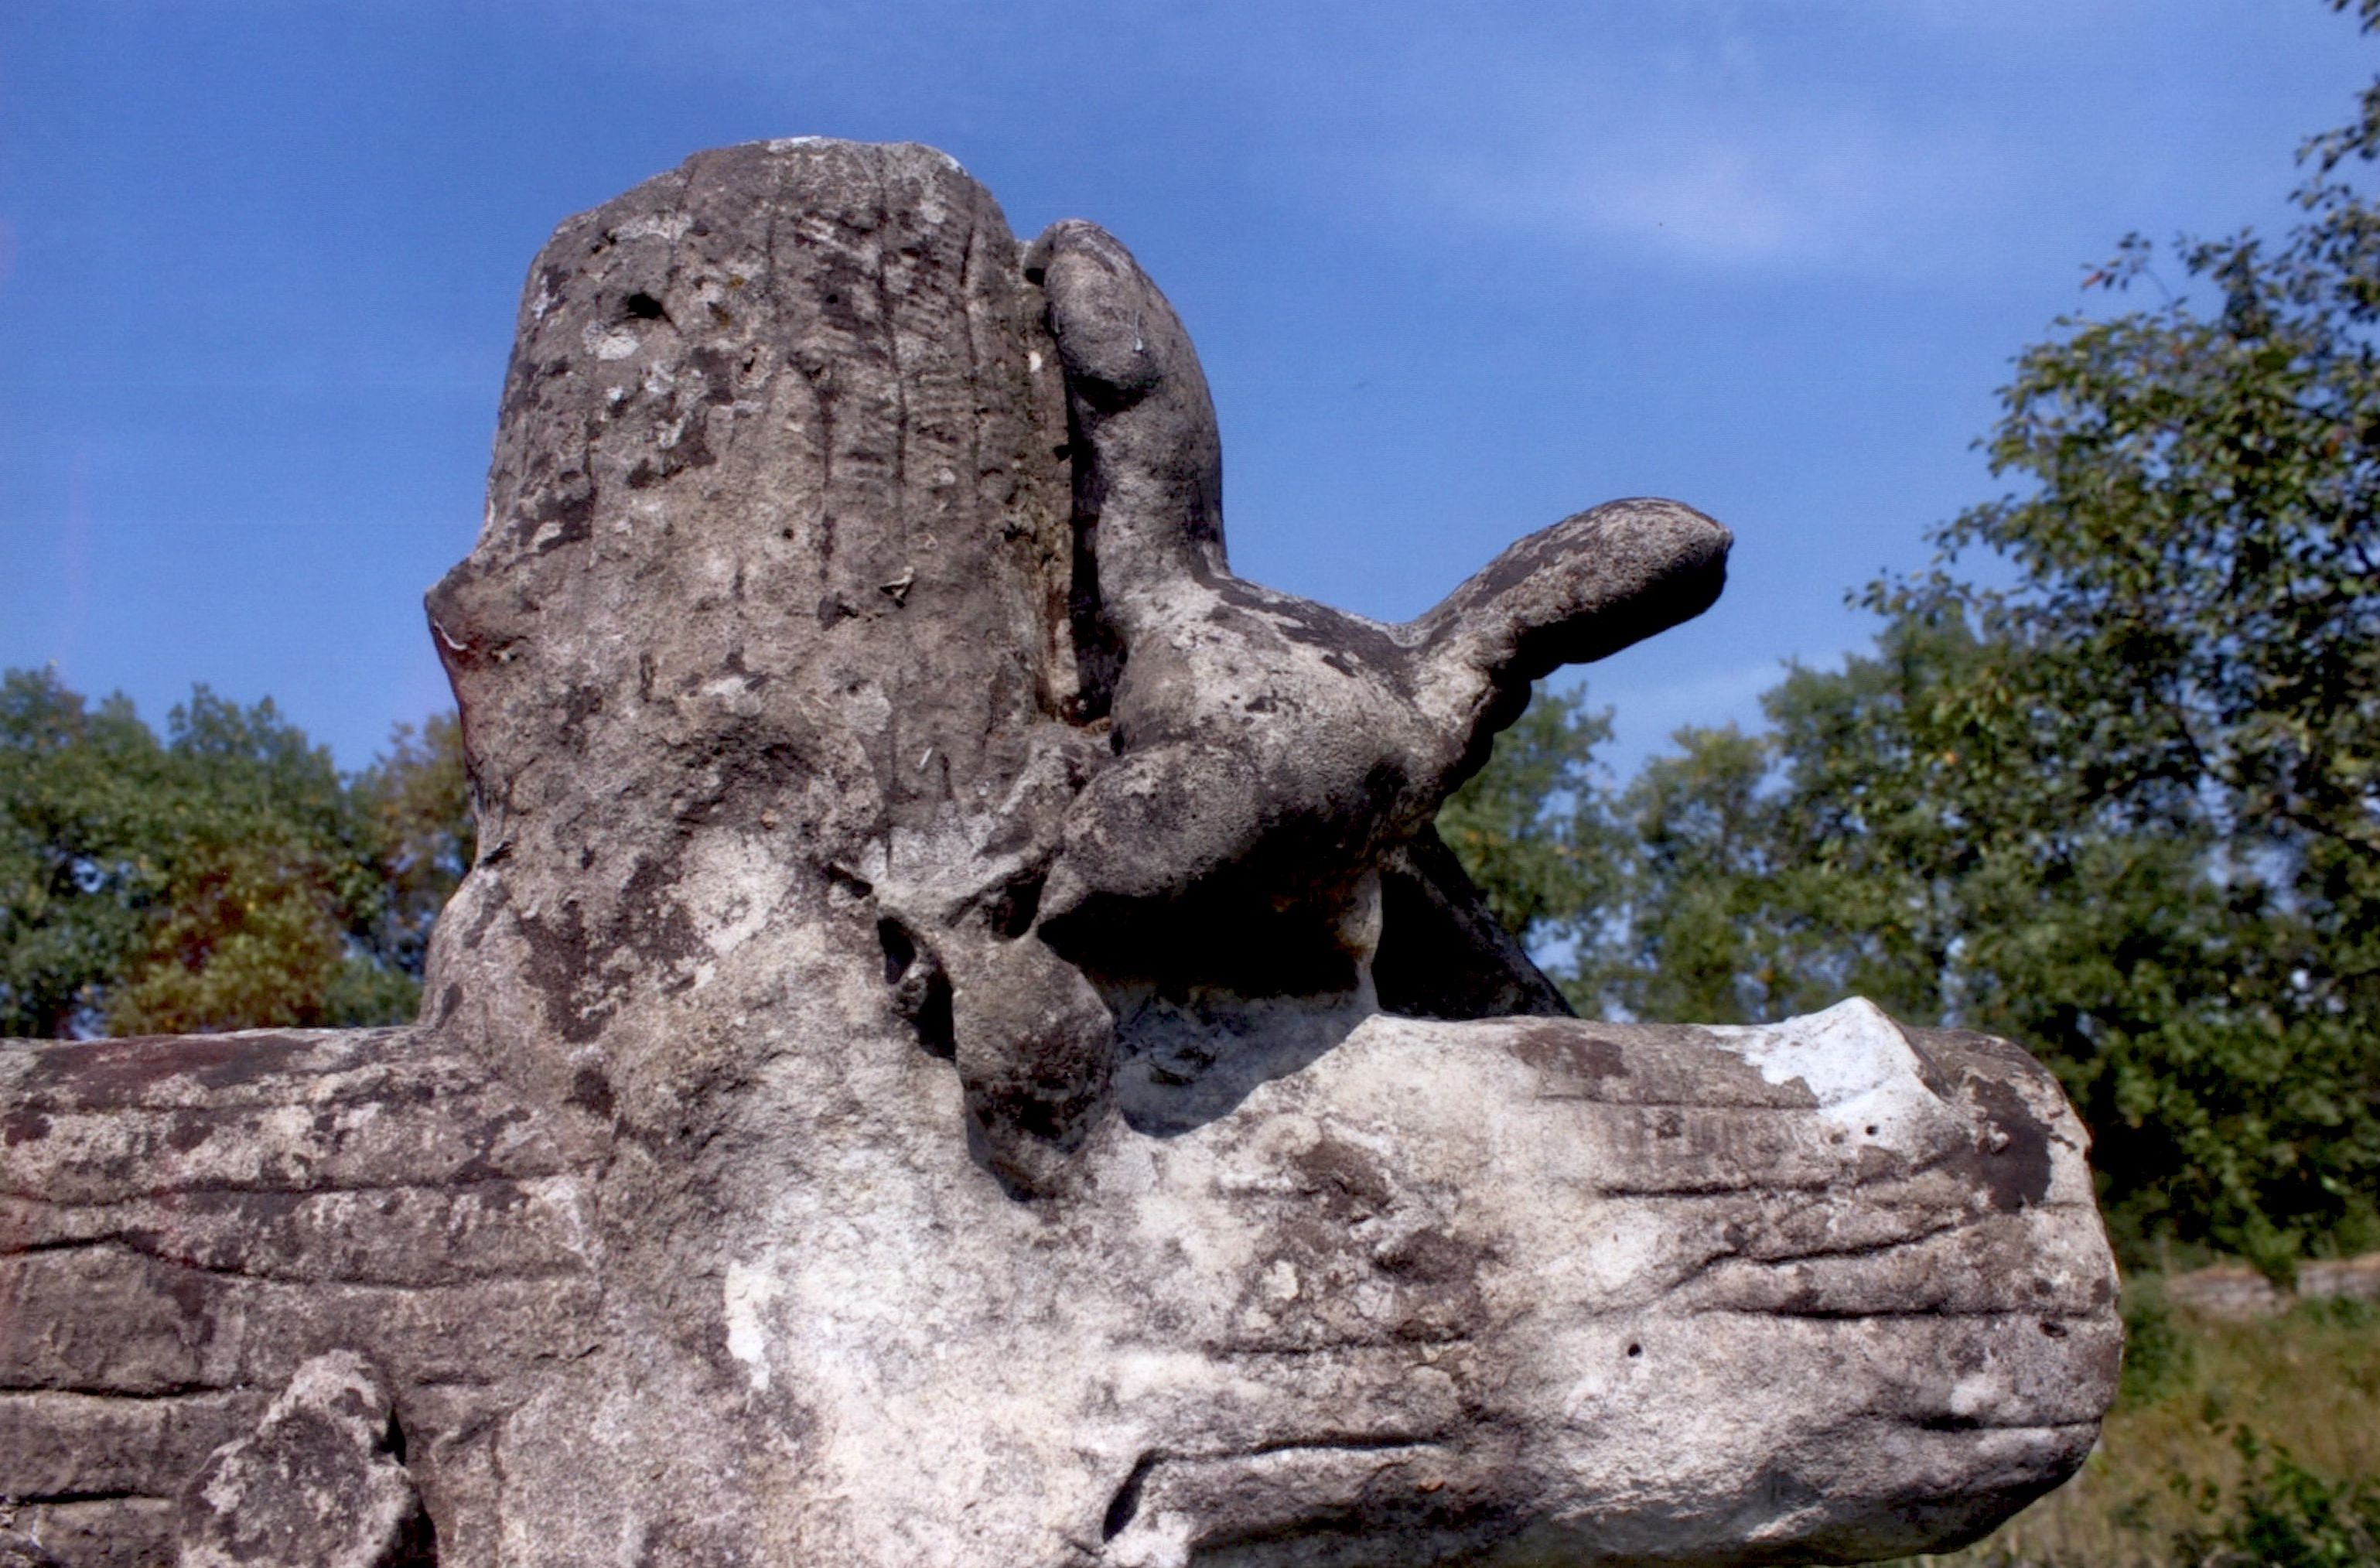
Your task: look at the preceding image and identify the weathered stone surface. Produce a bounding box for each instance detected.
[0,1525,66,1567]
[0,1028,588,1567]
[1,138,2119,1566]
[175,1351,431,1568]
[2162,1252,2380,1320]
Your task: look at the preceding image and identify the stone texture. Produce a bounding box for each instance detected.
[0,1526,65,1567]
[0,1027,587,1567]
[2162,1252,2380,1320]
[0,138,2120,1566]
[176,1351,432,1568]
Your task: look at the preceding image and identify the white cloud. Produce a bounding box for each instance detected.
[1432,90,2016,275]
[1370,5,2034,276]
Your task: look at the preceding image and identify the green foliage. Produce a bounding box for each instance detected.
[1857,31,2380,1261]
[109,685,400,1035]
[1872,1276,2380,1567]
[1583,722,1798,1023]
[1756,605,2367,1269]
[353,712,475,982]
[1,667,473,1037]
[2164,1426,2380,1568]
[2121,1286,2197,1409]
[1440,2,2380,1269]
[1436,684,1617,952]
[0,669,172,1037]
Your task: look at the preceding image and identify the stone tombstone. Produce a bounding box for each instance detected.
[0,141,2119,1568]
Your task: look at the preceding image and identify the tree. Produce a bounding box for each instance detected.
[1440,2,2380,1269]
[1859,7,2380,1264]
[1579,723,1793,1024]
[354,711,475,983]
[1,669,476,1037]
[0,668,172,1036]
[104,686,405,1033]
[1435,682,1617,953]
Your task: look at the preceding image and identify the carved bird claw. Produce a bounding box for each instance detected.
[949,219,1731,1195]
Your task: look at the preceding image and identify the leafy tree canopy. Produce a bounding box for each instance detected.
[1446,3,2380,1272]
[0,668,471,1037]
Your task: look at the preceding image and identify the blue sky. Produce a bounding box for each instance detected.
[1,1,2368,777]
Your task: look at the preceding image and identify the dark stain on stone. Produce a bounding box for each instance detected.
[1385,1239,1488,1344]
[558,685,606,746]
[514,901,622,1047]
[1941,1072,2056,1214]
[2,1108,50,1146]
[1208,579,1417,702]
[20,1033,315,1105]
[1291,1137,1395,1221]
[1460,526,1571,610]
[624,396,719,492]
[689,345,739,406]
[1510,1023,1629,1097]
[510,850,707,1045]
[568,1067,617,1121]
[2081,1320,2123,1389]
[623,861,705,968]
[463,889,506,949]
[1374,1228,1477,1284]
[167,1188,309,1252]
[454,1107,537,1184]
[719,647,768,690]
[514,483,596,556]
[159,1260,223,1351]
[812,249,878,340]
[470,1177,533,1216]
[1886,1022,1962,1104]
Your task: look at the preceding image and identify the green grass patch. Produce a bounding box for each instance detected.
[1879,1279,2380,1566]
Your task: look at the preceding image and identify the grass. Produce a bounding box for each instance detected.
[1881,1279,2380,1567]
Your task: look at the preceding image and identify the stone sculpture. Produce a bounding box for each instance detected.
[0,139,2119,1567]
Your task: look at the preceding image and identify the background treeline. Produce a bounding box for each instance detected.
[0,673,470,1039]
[1447,0,2380,1281]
